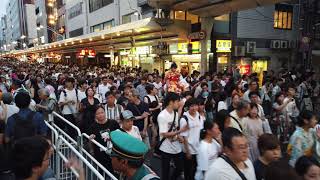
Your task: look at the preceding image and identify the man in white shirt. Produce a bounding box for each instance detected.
[180,98,203,180]
[97,76,112,104]
[229,100,250,132]
[205,128,256,180]
[58,77,79,138]
[153,76,163,99]
[157,92,188,180]
[77,79,88,102]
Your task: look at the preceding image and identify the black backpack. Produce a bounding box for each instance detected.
[12,112,36,141]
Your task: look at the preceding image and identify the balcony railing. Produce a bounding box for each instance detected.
[138,0,148,6]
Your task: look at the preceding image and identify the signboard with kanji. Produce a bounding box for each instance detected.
[216,40,232,53]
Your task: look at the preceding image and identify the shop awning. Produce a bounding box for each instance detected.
[172,0,289,17]
[7,18,190,55]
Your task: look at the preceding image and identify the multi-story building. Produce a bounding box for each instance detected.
[35,0,60,45]
[5,0,37,50]
[0,15,7,52]
[230,3,299,73]
[65,0,143,38]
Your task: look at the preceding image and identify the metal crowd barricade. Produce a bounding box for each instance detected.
[45,121,59,178]
[47,111,118,180]
[49,111,83,148]
[56,135,105,180]
[81,133,117,180]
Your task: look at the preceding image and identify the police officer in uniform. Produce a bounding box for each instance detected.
[110,130,159,180]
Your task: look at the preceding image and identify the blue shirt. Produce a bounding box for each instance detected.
[5,108,48,139]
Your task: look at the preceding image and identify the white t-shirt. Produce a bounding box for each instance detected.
[125,126,142,141]
[229,110,245,132]
[58,89,79,115]
[144,95,158,104]
[78,90,87,102]
[153,82,163,90]
[157,109,182,154]
[180,111,203,154]
[205,158,256,180]
[195,139,221,180]
[284,97,299,118]
[97,84,111,103]
[0,104,19,123]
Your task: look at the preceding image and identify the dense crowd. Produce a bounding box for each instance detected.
[0,59,320,180]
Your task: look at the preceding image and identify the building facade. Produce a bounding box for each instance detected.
[4,0,37,50]
[65,0,144,38]
[0,15,7,52]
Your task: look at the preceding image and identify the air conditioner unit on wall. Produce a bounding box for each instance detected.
[289,40,297,48]
[234,46,245,56]
[281,40,288,49]
[246,41,256,53]
[271,40,281,49]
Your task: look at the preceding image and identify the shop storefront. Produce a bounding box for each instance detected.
[216,40,232,72]
[166,41,211,74]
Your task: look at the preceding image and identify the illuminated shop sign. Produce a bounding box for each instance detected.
[216,40,232,53]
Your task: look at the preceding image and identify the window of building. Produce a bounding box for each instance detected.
[122,13,133,24]
[69,27,83,38]
[274,4,293,30]
[68,3,82,19]
[91,24,102,32]
[175,11,185,20]
[90,19,114,33]
[89,0,114,13]
[103,19,114,29]
[186,12,199,24]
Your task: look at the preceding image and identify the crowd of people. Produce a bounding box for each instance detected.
[0,58,319,180]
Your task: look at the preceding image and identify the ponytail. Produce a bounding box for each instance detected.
[200,120,214,140]
[200,129,207,140]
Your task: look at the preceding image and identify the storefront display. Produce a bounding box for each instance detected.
[216,40,232,72]
[252,59,268,86]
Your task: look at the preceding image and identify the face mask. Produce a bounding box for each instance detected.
[202,91,209,98]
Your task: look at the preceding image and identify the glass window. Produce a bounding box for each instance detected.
[175,11,185,20]
[273,4,293,30]
[273,11,279,28]
[186,12,199,24]
[69,28,83,38]
[91,24,101,32]
[278,12,283,28]
[68,2,82,19]
[89,0,113,13]
[122,14,132,24]
[103,19,114,30]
